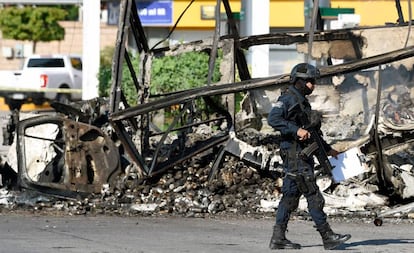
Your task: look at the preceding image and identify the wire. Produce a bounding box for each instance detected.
[404,0,412,47]
[150,0,196,51]
[67,1,82,55]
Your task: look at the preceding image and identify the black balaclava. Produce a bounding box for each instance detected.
[294,78,313,96]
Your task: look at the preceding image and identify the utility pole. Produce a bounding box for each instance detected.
[240,0,269,78]
[82,0,100,100]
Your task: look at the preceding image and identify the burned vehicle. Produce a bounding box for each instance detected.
[0,0,414,218]
[1,99,122,198]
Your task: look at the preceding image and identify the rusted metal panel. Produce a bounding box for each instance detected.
[15,115,121,198]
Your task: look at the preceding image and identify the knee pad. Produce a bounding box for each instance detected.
[307,191,325,211]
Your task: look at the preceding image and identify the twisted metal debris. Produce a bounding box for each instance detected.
[0,0,414,222]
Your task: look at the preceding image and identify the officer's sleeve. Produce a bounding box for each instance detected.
[267,97,299,137]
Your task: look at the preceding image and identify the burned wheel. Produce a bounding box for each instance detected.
[374,217,383,226]
[33,99,45,106]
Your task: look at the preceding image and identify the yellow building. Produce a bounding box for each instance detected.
[172,0,412,29]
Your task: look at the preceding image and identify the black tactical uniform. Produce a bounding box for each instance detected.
[267,63,351,250]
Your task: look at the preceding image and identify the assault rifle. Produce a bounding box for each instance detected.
[299,127,334,177]
[288,90,335,177]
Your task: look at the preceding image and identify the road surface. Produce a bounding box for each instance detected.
[0,214,412,253]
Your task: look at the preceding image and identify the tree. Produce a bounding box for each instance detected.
[0,6,67,53]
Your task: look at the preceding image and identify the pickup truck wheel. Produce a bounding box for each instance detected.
[6,99,22,111]
[56,93,70,104]
[33,99,44,106]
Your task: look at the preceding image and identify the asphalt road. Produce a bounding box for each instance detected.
[0,214,412,253]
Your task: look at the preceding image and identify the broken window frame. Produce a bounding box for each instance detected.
[16,114,121,198]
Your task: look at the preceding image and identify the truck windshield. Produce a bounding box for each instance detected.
[27,58,65,68]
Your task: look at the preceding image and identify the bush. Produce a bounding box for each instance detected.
[98,46,114,97]
[98,48,223,105]
[150,50,222,95]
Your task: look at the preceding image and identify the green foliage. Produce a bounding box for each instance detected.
[54,5,79,21]
[0,7,66,43]
[100,46,115,67]
[98,47,140,105]
[98,64,112,97]
[150,51,222,95]
[98,49,223,108]
[98,46,115,97]
[121,55,141,106]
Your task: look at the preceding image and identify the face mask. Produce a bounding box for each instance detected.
[303,85,313,95]
[295,79,313,95]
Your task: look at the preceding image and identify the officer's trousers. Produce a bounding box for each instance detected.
[275,149,327,227]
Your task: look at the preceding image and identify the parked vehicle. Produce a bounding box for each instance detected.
[0,54,83,110]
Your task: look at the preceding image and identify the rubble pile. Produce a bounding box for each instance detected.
[0,124,391,220]
[1,152,281,217]
[0,155,381,218]
[111,155,280,217]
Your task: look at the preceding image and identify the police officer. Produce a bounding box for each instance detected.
[267,63,351,250]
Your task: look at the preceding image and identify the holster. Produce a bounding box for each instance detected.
[287,173,318,194]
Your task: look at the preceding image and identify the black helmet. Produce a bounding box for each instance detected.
[290,63,320,84]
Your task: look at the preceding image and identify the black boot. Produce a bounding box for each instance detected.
[269,224,301,250]
[317,223,351,250]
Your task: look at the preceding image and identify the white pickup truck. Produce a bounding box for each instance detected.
[0,54,83,110]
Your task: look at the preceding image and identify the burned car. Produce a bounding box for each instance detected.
[0,0,414,219]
